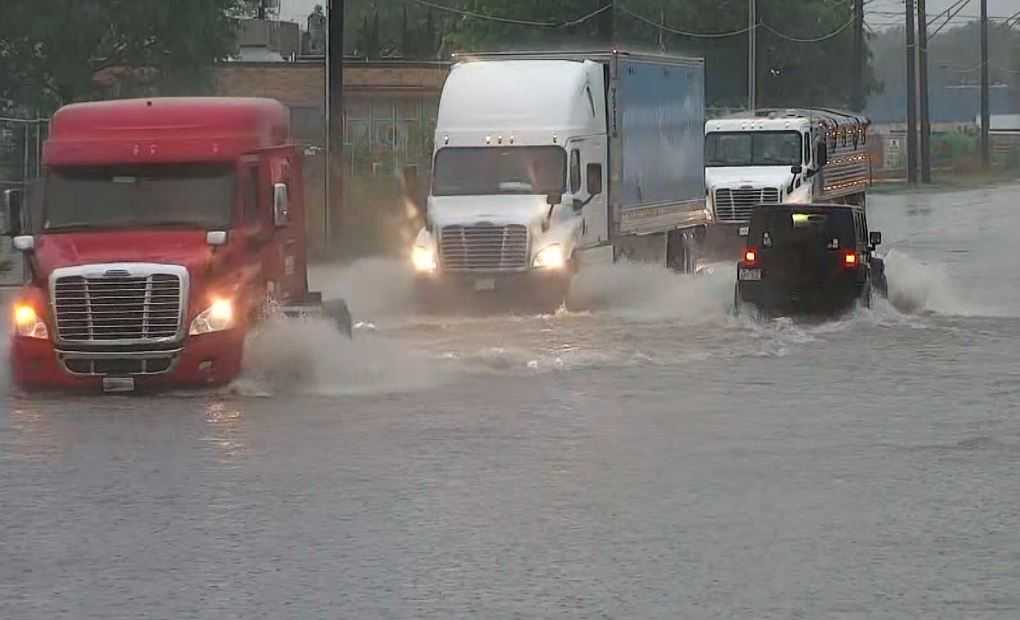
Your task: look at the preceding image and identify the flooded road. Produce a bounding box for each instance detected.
[3,184,1020,618]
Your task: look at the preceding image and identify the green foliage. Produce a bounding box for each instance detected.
[0,0,245,114]
[340,0,877,108]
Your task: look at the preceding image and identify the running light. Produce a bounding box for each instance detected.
[843,251,858,267]
[743,248,758,265]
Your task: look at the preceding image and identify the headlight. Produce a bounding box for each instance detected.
[533,245,565,270]
[12,303,48,339]
[189,298,234,335]
[411,245,436,272]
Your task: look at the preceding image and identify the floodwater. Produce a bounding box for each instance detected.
[3,184,1020,619]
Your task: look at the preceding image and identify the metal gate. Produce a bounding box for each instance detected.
[0,116,48,286]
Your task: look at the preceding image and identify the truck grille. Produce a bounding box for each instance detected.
[53,272,184,343]
[440,224,529,272]
[714,187,780,222]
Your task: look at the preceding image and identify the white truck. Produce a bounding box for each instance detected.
[704,108,871,252]
[408,51,709,311]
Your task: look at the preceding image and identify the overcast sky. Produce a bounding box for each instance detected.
[279,0,1019,32]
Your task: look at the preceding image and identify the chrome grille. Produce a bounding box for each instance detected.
[439,224,529,272]
[53,272,183,343]
[714,187,781,222]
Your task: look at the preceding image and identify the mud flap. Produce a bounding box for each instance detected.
[280,293,353,338]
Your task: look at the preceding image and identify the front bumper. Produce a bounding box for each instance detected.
[11,329,246,392]
[414,269,571,310]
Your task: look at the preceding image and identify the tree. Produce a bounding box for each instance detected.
[0,0,245,114]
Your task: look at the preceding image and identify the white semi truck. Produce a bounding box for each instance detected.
[704,108,871,251]
[408,51,710,311]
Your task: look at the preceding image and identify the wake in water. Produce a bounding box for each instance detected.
[230,315,451,397]
[567,260,736,323]
[881,249,1002,317]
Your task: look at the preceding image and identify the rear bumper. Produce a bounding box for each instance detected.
[11,329,245,392]
[737,276,865,314]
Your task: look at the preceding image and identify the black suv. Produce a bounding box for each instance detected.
[734,203,887,317]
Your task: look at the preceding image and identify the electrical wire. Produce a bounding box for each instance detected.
[616,5,755,38]
[410,0,607,29]
[929,0,973,38]
[760,15,857,42]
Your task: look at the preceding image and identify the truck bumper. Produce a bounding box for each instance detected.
[11,329,246,393]
[414,270,571,312]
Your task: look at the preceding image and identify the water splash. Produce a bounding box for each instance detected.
[567,260,735,323]
[233,315,450,397]
[881,249,996,317]
[308,258,416,324]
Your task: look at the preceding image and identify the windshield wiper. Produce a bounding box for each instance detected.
[43,223,107,232]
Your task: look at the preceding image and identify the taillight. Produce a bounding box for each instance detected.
[742,247,759,266]
[843,250,858,268]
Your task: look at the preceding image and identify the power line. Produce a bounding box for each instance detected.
[761,15,857,42]
[616,5,755,38]
[619,4,858,42]
[930,0,973,38]
[410,0,609,29]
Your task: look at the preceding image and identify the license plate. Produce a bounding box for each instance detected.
[739,268,762,281]
[473,278,496,291]
[102,377,135,393]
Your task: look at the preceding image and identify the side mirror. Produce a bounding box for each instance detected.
[586,163,603,196]
[791,165,803,175]
[546,192,562,206]
[206,231,228,246]
[4,189,24,236]
[869,231,882,247]
[273,183,289,227]
[13,235,34,252]
[817,143,828,167]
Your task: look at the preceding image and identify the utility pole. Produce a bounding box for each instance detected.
[905,0,918,185]
[748,0,756,112]
[852,0,865,112]
[326,0,344,247]
[917,0,931,182]
[980,0,991,169]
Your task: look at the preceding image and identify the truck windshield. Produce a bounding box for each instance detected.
[43,164,235,231]
[432,146,565,196]
[706,131,802,167]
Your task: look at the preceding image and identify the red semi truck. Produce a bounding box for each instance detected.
[3,97,349,393]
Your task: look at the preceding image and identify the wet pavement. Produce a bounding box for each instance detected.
[2,183,1020,618]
